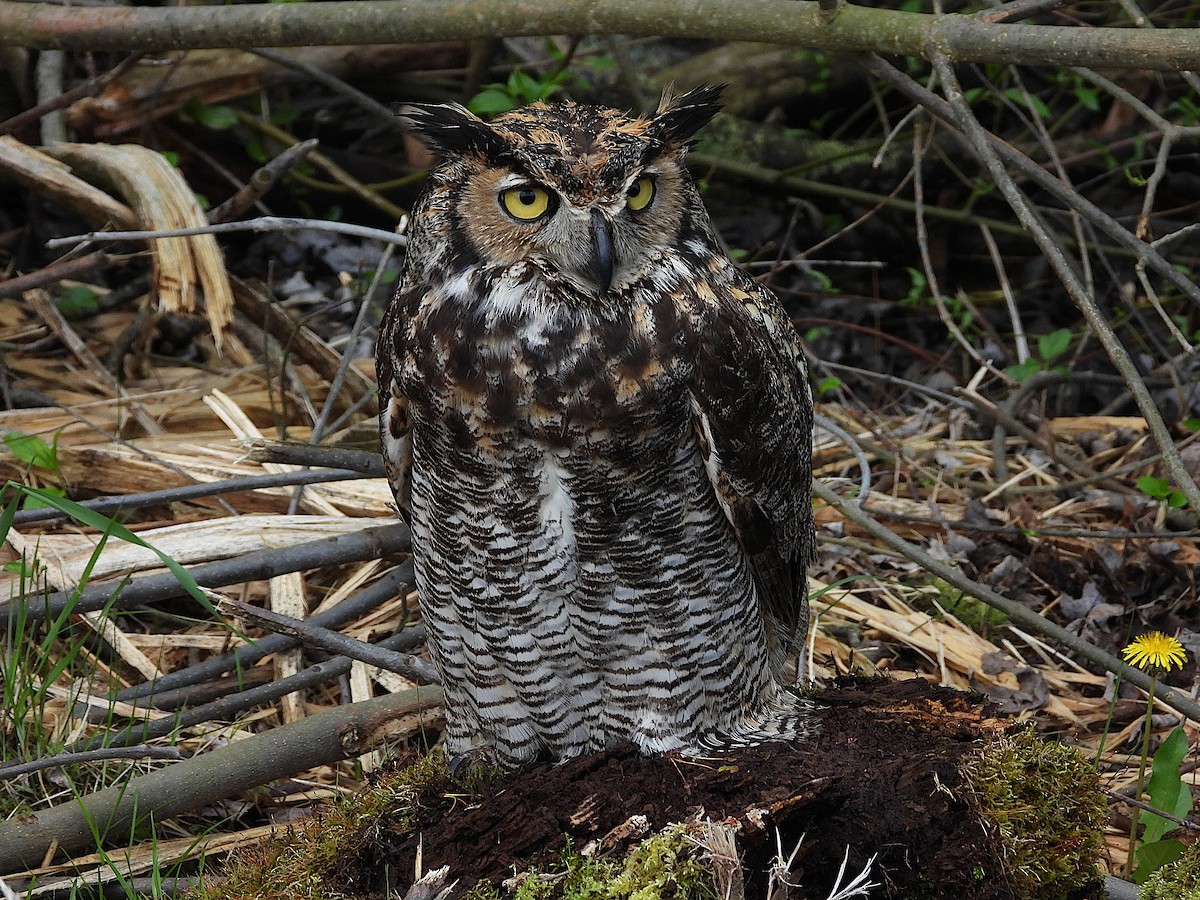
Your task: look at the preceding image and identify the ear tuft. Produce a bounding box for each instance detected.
[649,83,726,146]
[396,102,510,161]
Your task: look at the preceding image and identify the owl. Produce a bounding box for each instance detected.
[377,84,816,768]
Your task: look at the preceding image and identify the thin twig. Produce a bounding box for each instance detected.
[113,562,415,704]
[0,745,183,780]
[11,467,374,526]
[45,217,408,251]
[220,596,439,685]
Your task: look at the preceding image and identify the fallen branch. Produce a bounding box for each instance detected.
[11,466,374,526]
[0,0,1197,71]
[0,686,444,874]
[72,622,431,751]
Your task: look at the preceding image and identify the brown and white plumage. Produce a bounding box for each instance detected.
[377,85,815,767]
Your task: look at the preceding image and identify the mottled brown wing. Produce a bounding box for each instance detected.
[376,285,415,521]
[689,277,815,671]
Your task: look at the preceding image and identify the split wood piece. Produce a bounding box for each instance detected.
[43,142,235,349]
[0,686,445,875]
[4,824,277,898]
[204,388,345,516]
[0,521,411,624]
[270,570,309,724]
[0,135,137,228]
[3,513,384,591]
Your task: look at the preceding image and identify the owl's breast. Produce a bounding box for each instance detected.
[399,272,702,450]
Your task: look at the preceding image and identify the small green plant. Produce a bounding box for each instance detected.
[57,284,100,319]
[1120,632,1191,882]
[1142,840,1200,899]
[1137,475,1188,509]
[1053,70,1102,112]
[1133,727,1192,882]
[1005,328,1072,383]
[817,376,843,396]
[3,430,66,508]
[470,65,575,116]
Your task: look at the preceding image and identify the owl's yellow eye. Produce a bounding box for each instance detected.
[500,185,554,221]
[626,177,655,211]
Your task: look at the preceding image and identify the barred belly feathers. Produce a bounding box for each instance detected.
[377,84,817,767]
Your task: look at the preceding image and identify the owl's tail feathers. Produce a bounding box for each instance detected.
[700,686,818,751]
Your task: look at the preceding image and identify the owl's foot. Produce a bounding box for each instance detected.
[447,748,497,777]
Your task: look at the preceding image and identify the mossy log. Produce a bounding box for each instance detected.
[195,678,1107,900]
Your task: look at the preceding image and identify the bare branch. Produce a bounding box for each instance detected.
[0,0,1197,71]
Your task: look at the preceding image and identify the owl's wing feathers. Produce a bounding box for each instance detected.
[689,279,815,666]
[377,288,414,521]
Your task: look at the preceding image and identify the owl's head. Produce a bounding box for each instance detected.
[399,85,724,297]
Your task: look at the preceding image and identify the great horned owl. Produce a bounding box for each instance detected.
[377,85,816,767]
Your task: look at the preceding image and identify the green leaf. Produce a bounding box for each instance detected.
[244,139,268,164]
[195,104,239,130]
[808,269,834,293]
[1075,86,1100,111]
[1140,727,1192,845]
[57,284,99,319]
[1134,839,1185,884]
[1181,418,1200,432]
[3,431,59,472]
[4,482,215,613]
[1038,328,1072,361]
[1005,359,1042,383]
[20,486,66,510]
[1137,476,1172,499]
[271,107,300,126]
[468,88,516,116]
[817,376,843,395]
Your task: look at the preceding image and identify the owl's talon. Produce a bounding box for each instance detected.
[447,749,495,777]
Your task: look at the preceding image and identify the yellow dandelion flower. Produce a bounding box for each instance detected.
[1122,632,1188,672]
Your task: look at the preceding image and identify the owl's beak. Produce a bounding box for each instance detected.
[586,208,615,295]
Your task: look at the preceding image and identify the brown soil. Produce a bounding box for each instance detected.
[375,678,1029,900]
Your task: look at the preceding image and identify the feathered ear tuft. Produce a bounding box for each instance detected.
[648,83,726,146]
[396,102,511,161]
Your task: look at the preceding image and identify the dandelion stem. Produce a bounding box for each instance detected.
[1124,673,1158,879]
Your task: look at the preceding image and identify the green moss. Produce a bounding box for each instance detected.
[611,825,714,900]
[970,729,1106,899]
[1141,841,1200,899]
[192,753,472,900]
[510,826,715,900]
[911,579,1009,633]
